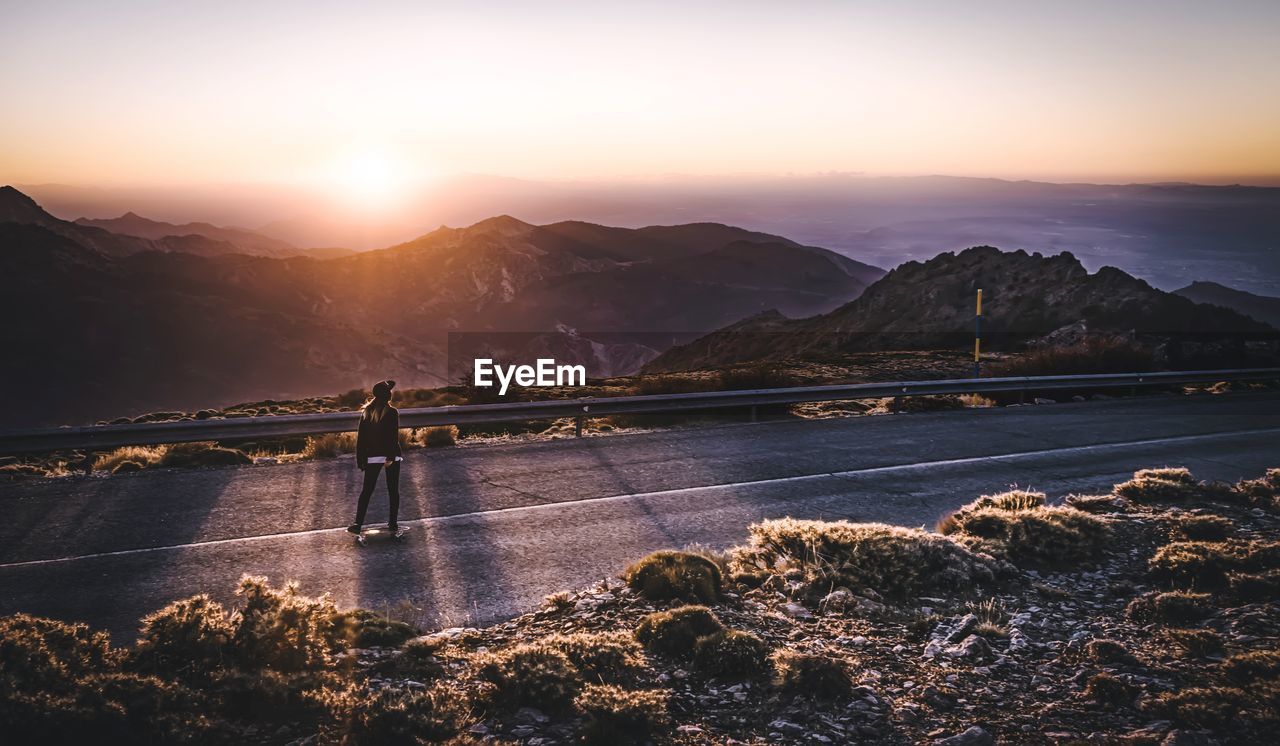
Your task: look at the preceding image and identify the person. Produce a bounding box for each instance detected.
[347,379,403,534]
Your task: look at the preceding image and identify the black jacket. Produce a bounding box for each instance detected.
[356,405,402,469]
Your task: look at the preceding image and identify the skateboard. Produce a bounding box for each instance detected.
[355,526,410,546]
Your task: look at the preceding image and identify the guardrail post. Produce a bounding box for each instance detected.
[575,416,583,437]
[750,405,758,423]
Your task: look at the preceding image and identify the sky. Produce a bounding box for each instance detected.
[3,0,1279,204]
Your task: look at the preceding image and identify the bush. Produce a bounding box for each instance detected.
[1086,639,1135,665]
[315,684,469,745]
[0,614,116,691]
[540,632,648,684]
[986,337,1154,378]
[1229,569,1280,603]
[159,442,251,468]
[1082,672,1136,709]
[731,519,999,599]
[1235,468,1280,511]
[231,577,343,672]
[1147,686,1247,729]
[634,606,724,658]
[1149,540,1280,590]
[131,595,233,677]
[1114,467,1226,503]
[575,684,668,746]
[1063,494,1126,514]
[1222,651,1280,685]
[1165,628,1226,658]
[420,425,458,448]
[334,609,419,649]
[1173,514,1235,541]
[205,667,335,721]
[1125,591,1214,625]
[474,644,581,711]
[301,432,357,460]
[692,630,770,679]
[624,551,722,603]
[939,498,1110,567]
[773,650,853,699]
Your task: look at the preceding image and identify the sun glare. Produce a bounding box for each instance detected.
[325,147,417,211]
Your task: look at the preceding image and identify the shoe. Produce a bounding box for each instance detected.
[346,524,362,535]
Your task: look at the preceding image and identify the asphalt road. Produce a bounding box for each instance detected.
[2,391,1278,643]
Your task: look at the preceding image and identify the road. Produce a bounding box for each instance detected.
[1,391,1278,643]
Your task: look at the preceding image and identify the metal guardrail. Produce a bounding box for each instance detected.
[1,368,1277,456]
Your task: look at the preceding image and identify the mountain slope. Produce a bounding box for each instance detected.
[645,247,1275,372]
[1175,281,1280,328]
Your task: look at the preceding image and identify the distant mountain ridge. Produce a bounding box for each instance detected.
[73,212,333,258]
[1174,281,1280,329]
[0,187,883,425]
[645,247,1275,373]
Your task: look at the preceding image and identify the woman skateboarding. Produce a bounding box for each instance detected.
[347,379,404,537]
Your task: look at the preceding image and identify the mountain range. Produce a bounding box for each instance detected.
[1174,281,1280,329]
[0,187,882,426]
[644,247,1277,373]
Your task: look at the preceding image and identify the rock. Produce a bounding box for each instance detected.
[946,634,994,662]
[677,725,704,734]
[781,602,814,620]
[514,707,548,725]
[1162,731,1220,746]
[1034,397,1056,405]
[942,614,979,643]
[933,725,994,746]
[820,588,854,612]
[467,724,490,736]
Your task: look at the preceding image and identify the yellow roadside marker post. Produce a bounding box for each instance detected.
[974,288,983,379]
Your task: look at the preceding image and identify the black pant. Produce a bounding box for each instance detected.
[354,460,400,527]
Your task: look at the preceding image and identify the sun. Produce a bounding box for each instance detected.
[325,147,416,211]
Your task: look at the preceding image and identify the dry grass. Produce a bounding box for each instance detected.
[938,491,1110,567]
[1125,590,1214,625]
[634,606,724,659]
[94,445,166,472]
[692,630,771,679]
[623,551,722,603]
[985,337,1154,378]
[772,650,853,699]
[1149,540,1280,591]
[959,393,997,408]
[575,684,668,745]
[301,432,357,460]
[731,519,1000,600]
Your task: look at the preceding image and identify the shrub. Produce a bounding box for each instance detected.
[131,595,233,677]
[540,632,647,684]
[1165,628,1226,658]
[1149,540,1280,590]
[1125,591,1214,625]
[0,614,116,691]
[334,609,419,648]
[731,519,999,599]
[231,577,343,672]
[1063,494,1125,514]
[575,684,668,746]
[624,550,722,603]
[1147,687,1247,729]
[1234,468,1280,511]
[1229,569,1280,603]
[205,667,335,721]
[1114,467,1221,503]
[474,644,581,711]
[1086,639,1135,665]
[315,684,468,745]
[1082,672,1136,709]
[940,501,1110,567]
[1173,514,1235,541]
[959,393,996,408]
[420,425,459,448]
[634,606,724,658]
[301,432,357,460]
[377,636,447,680]
[1222,650,1280,684]
[773,650,853,699]
[94,445,165,472]
[693,630,770,679]
[159,442,251,468]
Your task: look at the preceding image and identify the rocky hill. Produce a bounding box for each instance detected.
[1176,281,1280,329]
[0,188,882,426]
[645,247,1276,373]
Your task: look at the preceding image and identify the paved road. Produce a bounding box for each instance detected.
[1,391,1278,643]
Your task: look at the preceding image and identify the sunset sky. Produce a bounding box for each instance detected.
[3,0,1279,198]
